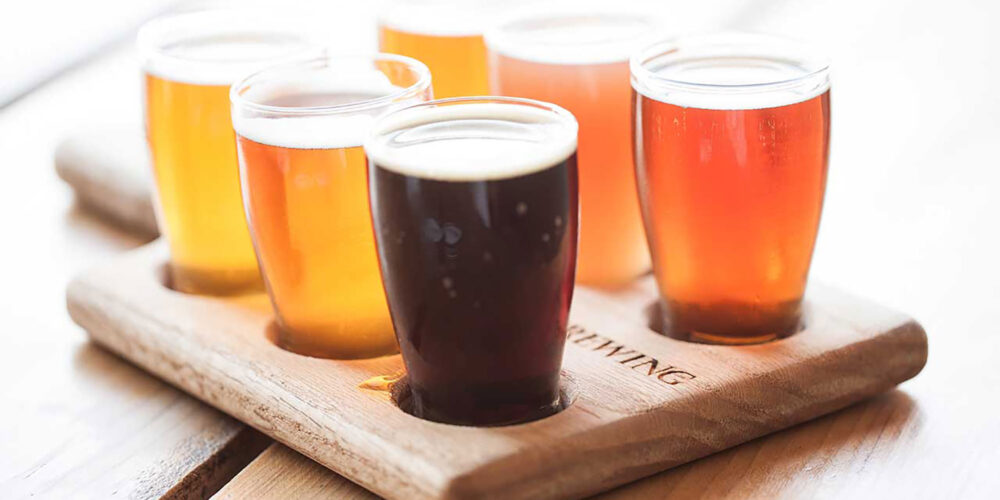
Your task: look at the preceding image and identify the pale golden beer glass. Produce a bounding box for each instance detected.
[378,0,523,98]
[231,54,431,359]
[138,12,314,294]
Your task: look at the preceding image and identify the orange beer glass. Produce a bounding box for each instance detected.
[231,54,432,358]
[487,11,657,286]
[632,34,831,344]
[139,12,314,294]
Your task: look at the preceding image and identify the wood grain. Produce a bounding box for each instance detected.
[214,443,378,500]
[211,388,919,500]
[0,47,269,499]
[67,242,925,499]
[598,389,921,499]
[54,127,158,238]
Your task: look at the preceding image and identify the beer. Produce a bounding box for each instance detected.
[631,34,832,344]
[378,0,516,98]
[487,12,657,287]
[139,12,313,294]
[366,98,579,425]
[231,54,431,359]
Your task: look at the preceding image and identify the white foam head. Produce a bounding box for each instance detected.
[138,10,317,85]
[631,33,831,110]
[485,7,661,65]
[236,111,382,150]
[233,72,399,149]
[365,99,578,181]
[231,54,431,150]
[379,0,526,37]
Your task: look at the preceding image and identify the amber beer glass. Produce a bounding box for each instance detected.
[231,54,431,358]
[378,0,517,98]
[487,11,657,286]
[632,34,832,344]
[366,97,579,425]
[139,12,314,294]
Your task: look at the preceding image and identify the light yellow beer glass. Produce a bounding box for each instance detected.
[138,11,314,294]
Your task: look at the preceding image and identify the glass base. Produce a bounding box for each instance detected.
[652,298,803,345]
[400,373,565,427]
[266,321,399,360]
[167,263,263,296]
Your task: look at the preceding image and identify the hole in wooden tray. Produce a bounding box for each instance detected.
[644,299,805,345]
[264,321,400,360]
[154,261,263,296]
[155,262,175,291]
[390,372,579,427]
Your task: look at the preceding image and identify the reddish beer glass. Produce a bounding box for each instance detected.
[631,34,831,344]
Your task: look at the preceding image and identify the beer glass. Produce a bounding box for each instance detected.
[631,33,831,344]
[231,54,432,359]
[365,97,579,425]
[378,0,518,98]
[139,12,315,294]
[486,10,658,287]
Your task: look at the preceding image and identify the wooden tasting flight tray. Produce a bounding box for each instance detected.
[66,242,927,500]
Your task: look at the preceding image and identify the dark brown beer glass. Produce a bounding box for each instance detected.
[365,97,579,426]
[632,33,831,344]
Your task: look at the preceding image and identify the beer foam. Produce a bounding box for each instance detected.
[365,102,578,181]
[632,34,831,110]
[139,12,315,86]
[379,0,522,37]
[380,10,481,37]
[233,74,411,150]
[235,114,376,150]
[486,12,660,65]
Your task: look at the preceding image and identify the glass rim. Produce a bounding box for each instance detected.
[365,96,579,182]
[136,10,318,77]
[368,95,579,136]
[484,10,660,65]
[630,32,831,95]
[229,52,432,117]
[378,0,499,37]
